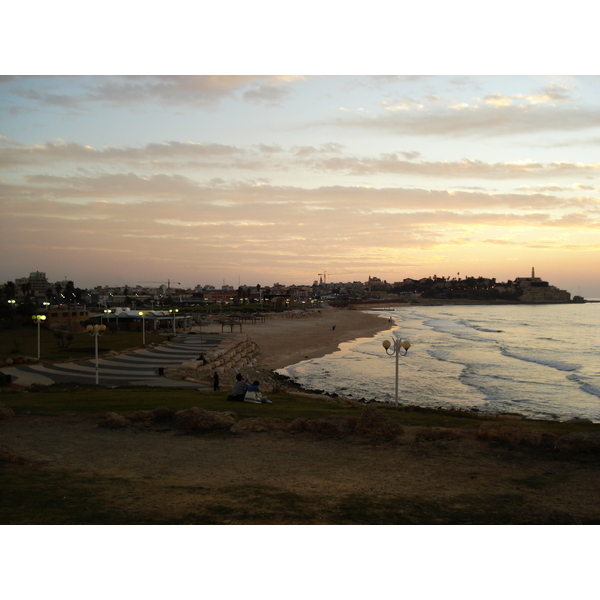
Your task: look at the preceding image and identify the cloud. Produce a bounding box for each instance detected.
[335,102,600,138]
[5,139,600,185]
[1,75,306,110]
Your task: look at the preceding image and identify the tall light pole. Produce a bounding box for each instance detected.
[31,314,47,359]
[169,308,178,335]
[86,324,106,385]
[139,311,146,345]
[382,337,411,406]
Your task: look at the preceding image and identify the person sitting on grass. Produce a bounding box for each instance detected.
[227,373,249,402]
[244,380,272,404]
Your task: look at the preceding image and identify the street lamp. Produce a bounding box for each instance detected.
[31,314,47,359]
[139,311,146,345]
[86,324,107,385]
[382,337,411,406]
[169,308,178,335]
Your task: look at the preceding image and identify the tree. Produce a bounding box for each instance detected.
[2,281,16,300]
[20,281,33,300]
[55,282,63,306]
[64,281,75,305]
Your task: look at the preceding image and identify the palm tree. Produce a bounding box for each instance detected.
[55,282,63,307]
[65,281,75,306]
[3,281,16,300]
[21,281,33,301]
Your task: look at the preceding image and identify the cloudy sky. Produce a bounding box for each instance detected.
[1,8,599,298]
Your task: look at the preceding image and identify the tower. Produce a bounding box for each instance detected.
[532,267,535,279]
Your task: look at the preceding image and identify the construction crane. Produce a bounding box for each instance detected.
[138,280,181,290]
[318,272,332,285]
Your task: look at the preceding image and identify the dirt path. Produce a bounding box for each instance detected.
[2,412,599,524]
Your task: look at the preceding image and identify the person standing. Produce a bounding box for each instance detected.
[213,372,220,391]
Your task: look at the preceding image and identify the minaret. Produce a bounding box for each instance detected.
[532,267,535,279]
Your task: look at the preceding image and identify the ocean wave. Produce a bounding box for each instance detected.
[568,374,600,399]
[501,348,580,372]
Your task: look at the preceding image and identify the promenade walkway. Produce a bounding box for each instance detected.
[2,333,222,389]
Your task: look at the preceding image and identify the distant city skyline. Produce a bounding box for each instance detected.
[2,73,599,298]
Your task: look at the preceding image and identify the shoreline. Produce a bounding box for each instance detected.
[201,307,393,371]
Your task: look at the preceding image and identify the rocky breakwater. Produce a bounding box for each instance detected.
[163,334,279,392]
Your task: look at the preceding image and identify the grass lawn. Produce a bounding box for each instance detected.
[0,326,166,362]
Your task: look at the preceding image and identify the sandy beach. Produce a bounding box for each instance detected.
[200,308,393,370]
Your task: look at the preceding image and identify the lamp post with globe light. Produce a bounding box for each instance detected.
[31,314,47,359]
[86,324,106,385]
[139,312,146,345]
[382,337,411,406]
[169,308,178,335]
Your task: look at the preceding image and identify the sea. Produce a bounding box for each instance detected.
[278,303,600,423]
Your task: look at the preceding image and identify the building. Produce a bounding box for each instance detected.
[15,271,51,297]
[515,268,571,303]
[44,308,90,332]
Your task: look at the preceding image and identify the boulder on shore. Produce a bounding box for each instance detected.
[99,412,131,429]
[125,407,174,424]
[354,406,403,440]
[174,407,237,432]
[554,431,600,454]
[0,403,16,420]
[306,415,358,438]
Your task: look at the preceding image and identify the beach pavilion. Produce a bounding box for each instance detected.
[96,309,193,333]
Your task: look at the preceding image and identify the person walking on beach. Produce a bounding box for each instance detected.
[213,372,220,391]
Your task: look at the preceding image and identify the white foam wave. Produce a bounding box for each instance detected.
[501,349,579,372]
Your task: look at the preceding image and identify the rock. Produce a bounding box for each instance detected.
[99,412,131,429]
[477,422,557,448]
[174,407,237,432]
[305,416,358,437]
[151,407,174,422]
[554,432,600,454]
[125,410,153,422]
[354,406,403,440]
[287,418,309,433]
[0,443,25,464]
[230,418,286,434]
[511,505,581,525]
[0,403,16,420]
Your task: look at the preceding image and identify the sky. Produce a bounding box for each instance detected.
[1,6,599,298]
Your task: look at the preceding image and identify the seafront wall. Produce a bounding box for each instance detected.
[165,334,278,390]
